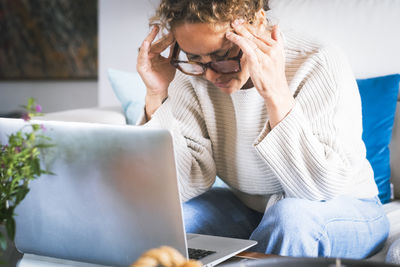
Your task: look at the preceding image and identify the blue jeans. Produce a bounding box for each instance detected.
[183,187,389,259]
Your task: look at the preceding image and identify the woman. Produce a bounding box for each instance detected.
[136,0,389,258]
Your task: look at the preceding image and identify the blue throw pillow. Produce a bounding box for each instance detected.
[107,68,146,124]
[357,74,400,203]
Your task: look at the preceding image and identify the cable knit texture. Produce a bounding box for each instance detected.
[138,31,379,212]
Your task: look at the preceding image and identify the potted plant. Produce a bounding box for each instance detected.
[0,98,54,260]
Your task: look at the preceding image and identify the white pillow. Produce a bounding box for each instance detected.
[268,0,400,78]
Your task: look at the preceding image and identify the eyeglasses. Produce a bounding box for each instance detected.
[170,43,243,76]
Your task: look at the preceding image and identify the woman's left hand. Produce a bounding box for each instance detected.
[226,20,295,128]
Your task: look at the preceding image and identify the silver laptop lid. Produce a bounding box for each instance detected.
[0,118,187,266]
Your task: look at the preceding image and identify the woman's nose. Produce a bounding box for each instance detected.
[203,68,220,83]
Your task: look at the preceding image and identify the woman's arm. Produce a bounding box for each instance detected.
[226,16,369,199]
[139,72,217,201]
[136,27,216,201]
[254,45,369,200]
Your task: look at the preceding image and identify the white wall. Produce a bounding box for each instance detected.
[98,0,159,107]
[0,81,97,115]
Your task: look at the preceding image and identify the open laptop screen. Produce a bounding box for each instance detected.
[0,118,187,266]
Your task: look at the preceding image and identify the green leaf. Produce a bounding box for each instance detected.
[35,144,54,149]
[31,124,40,131]
[0,232,7,251]
[14,187,29,206]
[27,98,35,111]
[36,135,52,141]
[32,159,40,176]
[5,207,14,218]
[42,170,56,176]
[5,217,15,241]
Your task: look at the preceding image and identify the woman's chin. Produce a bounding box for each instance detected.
[215,81,240,94]
[218,86,237,94]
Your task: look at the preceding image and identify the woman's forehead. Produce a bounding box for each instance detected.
[173,22,232,56]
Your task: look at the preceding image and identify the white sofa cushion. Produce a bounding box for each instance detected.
[386,235,400,264]
[36,106,126,125]
[268,0,400,79]
[368,200,400,262]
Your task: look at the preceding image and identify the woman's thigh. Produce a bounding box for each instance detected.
[183,187,263,239]
[250,196,389,258]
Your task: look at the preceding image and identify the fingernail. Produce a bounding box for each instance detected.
[226,32,232,37]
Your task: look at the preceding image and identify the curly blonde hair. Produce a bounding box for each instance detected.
[150,0,269,31]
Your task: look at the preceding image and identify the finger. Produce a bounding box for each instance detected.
[138,39,151,60]
[271,24,282,43]
[225,31,259,65]
[167,41,176,60]
[143,25,159,47]
[150,32,175,54]
[231,20,264,46]
[245,24,276,47]
[231,20,272,53]
[137,39,151,72]
[226,30,255,51]
[138,26,158,63]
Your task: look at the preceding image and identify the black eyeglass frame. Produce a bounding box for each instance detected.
[170,43,243,76]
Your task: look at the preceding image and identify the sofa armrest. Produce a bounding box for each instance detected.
[387,237,400,264]
[391,103,400,199]
[35,106,126,125]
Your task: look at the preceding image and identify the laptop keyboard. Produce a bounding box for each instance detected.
[188,248,216,260]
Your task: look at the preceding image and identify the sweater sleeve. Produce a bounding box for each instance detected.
[254,45,368,200]
[137,71,216,201]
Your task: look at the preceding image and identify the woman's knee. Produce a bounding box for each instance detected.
[182,189,223,234]
[182,187,262,238]
[250,198,324,256]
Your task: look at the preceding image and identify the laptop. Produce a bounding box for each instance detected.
[0,118,256,267]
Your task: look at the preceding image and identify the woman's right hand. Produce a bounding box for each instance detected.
[137,26,176,119]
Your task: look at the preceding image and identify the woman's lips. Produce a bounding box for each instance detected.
[215,78,232,88]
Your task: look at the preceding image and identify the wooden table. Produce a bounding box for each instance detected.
[235,252,279,259]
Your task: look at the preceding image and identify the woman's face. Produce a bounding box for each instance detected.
[173,22,252,94]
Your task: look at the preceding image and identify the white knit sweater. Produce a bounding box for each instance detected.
[138,31,379,212]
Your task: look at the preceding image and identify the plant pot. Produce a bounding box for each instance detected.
[0,223,23,266]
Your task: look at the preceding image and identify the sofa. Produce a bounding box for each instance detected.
[13,0,400,264]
